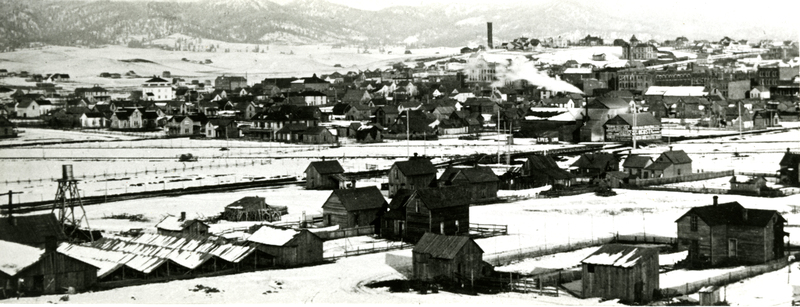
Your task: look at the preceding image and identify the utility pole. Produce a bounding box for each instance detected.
[497,106,501,164]
[632,104,637,149]
[738,100,743,138]
[1,190,23,215]
[406,109,410,158]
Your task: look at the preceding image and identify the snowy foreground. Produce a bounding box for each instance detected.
[5,252,607,305]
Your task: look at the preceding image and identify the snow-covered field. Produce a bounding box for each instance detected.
[0,40,457,91]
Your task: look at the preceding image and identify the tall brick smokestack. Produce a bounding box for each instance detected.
[487,22,493,49]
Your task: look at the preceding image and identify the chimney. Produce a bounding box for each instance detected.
[487,22,493,49]
[180,212,186,221]
[669,146,673,152]
[45,236,57,254]
[713,196,718,206]
[7,192,15,226]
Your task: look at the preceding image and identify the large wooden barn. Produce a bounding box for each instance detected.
[246,226,323,267]
[304,160,346,190]
[381,186,470,243]
[581,244,659,304]
[0,239,98,297]
[675,196,787,267]
[437,166,499,202]
[321,186,388,229]
[412,233,486,282]
[388,155,438,197]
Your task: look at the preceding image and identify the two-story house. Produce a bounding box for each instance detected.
[388,155,437,197]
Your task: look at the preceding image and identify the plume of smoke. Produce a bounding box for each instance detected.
[490,58,584,94]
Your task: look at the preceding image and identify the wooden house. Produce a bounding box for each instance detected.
[581,244,659,303]
[110,108,143,130]
[622,154,653,179]
[570,153,620,178]
[643,147,692,178]
[355,125,383,143]
[521,155,575,187]
[388,155,438,197]
[304,160,346,190]
[412,233,486,282]
[205,118,240,139]
[779,148,800,186]
[302,126,336,144]
[437,166,499,202]
[675,196,787,267]
[0,213,68,248]
[381,186,471,243]
[246,226,323,267]
[0,115,18,138]
[0,239,98,296]
[729,175,767,195]
[321,186,388,229]
[603,113,662,143]
[155,213,209,236]
[223,196,287,222]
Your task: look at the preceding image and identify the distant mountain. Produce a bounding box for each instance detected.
[0,0,795,50]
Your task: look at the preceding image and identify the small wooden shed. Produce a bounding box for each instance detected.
[247,227,323,267]
[223,196,288,222]
[304,160,346,190]
[155,213,209,236]
[581,244,659,304]
[412,233,485,282]
[321,186,388,229]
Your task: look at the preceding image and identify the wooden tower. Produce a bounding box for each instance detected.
[52,164,93,241]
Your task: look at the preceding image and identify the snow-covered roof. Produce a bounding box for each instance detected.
[562,68,593,74]
[581,244,657,268]
[246,226,298,246]
[644,86,707,97]
[0,240,44,276]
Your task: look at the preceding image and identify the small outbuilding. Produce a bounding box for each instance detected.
[321,186,388,229]
[412,233,486,282]
[223,196,288,222]
[304,160,346,190]
[246,226,323,267]
[155,213,209,236]
[581,244,660,304]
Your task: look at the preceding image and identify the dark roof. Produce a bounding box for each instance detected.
[587,97,630,109]
[581,244,658,267]
[439,166,499,184]
[416,186,472,209]
[659,149,692,164]
[413,233,481,260]
[393,158,436,177]
[145,76,169,83]
[226,196,267,211]
[676,201,786,227]
[329,186,387,212]
[0,213,68,247]
[307,160,344,175]
[644,161,672,171]
[605,113,661,126]
[571,153,619,170]
[304,126,331,135]
[780,151,800,167]
[622,154,653,168]
[525,155,561,170]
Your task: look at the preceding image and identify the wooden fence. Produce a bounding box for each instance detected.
[615,234,677,245]
[324,241,412,260]
[469,223,508,238]
[484,236,616,267]
[659,253,800,298]
[629,170,734,187]
[313,226,375,241]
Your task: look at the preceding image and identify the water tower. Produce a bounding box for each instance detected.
[52,165,93,241]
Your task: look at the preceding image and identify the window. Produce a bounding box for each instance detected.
[728,239,738,257]
[587,264,595,273]
[690,216,698,231]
